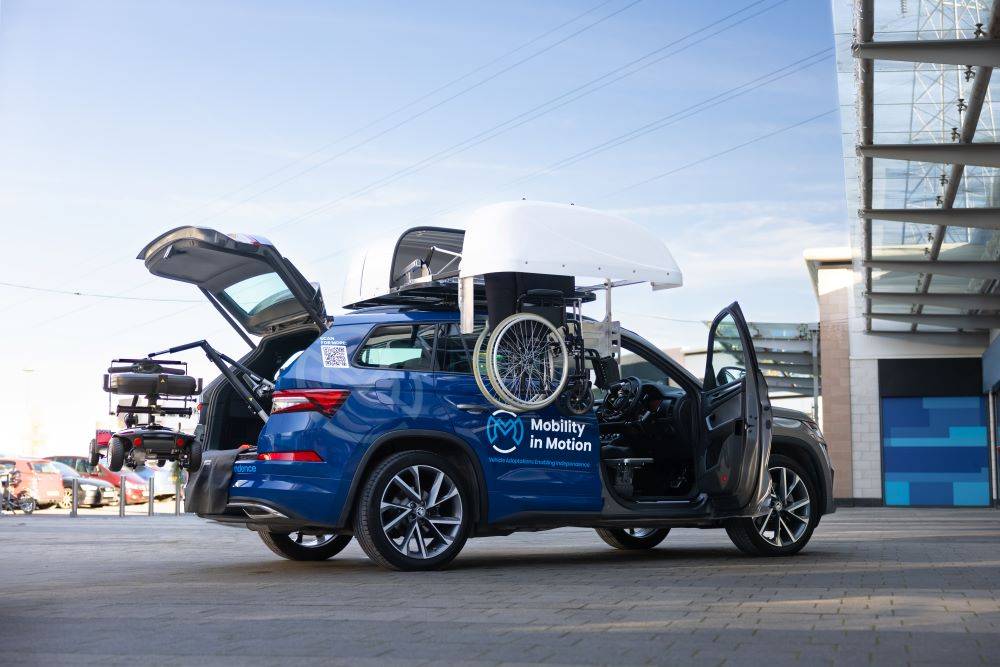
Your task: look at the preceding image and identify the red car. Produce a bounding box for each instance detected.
[0,458,64,509]
[47,455,149,505]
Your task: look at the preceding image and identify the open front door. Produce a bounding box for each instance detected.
[698,303,772,513]
[138,227,327,343]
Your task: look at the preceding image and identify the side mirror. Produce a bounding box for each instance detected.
[716,366,746,385]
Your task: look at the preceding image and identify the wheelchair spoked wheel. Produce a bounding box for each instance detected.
[485,312,569,412]
[472,326,522,412]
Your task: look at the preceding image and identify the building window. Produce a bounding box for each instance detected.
[882,396,989,507]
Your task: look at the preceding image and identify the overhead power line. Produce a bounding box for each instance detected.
[403,47,835,226]
[16,0,636,325]
[601,108,838,199]
[266,0,788,233]
[0,280,198,302]
[25,0,791,329]
[182,0,641,228]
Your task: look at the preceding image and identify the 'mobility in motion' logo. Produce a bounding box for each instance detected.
[486,410,524,454]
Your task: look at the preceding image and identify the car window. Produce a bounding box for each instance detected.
[356,324,436,371]
[435,323,485,374]
[221,272,294,316]
[50,461,76,477]
[31,461,59,474]
[707,312,747,388]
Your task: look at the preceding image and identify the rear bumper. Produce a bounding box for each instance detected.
[204,498,343,533]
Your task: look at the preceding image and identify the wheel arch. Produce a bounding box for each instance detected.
[770,436,829,516]
[337,429,487,529]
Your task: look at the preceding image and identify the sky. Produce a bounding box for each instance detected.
[0,0,848,456]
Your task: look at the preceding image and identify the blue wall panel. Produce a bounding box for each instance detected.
[881,396,989,507]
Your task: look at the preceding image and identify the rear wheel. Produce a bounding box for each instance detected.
[258,531,353,561]
[596,527,670,550]
[88,439,101,467]
[184,440,203,471]
[725,454,817,557]
[354,451,471,571]
[107,437,125,472]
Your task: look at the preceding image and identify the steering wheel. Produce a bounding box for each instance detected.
[599,376,643,422]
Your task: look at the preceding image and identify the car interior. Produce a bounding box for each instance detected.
[205,328,319,451]
[596,345,701,503]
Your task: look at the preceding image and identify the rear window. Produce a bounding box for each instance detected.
[356,324,435,371]
[435,323,485,374]
[222,273,293,316]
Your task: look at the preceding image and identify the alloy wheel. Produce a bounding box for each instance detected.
[624,528,657,538]
[379,465,463,560]
[287,532,339,548]
[753,466,811,547]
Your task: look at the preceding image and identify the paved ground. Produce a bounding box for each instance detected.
[1,508,998,666]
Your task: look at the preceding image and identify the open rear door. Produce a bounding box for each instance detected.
[698,303,772,513]
[138,227,326,342]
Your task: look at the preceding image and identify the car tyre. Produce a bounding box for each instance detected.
[258,531,353,561]
[108,437,126,472]
[58,488,73,510]
[595,527,670,550]
[354,450,471,571]
[725,454,818,557]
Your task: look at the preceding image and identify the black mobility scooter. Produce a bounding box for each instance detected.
[93,357,204,473]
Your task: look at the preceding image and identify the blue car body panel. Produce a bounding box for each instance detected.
[231,309,603,526]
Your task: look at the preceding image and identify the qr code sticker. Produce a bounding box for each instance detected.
[320,344,349,368]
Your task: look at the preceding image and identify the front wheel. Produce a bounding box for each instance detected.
[258,531,353,561]
[354,451,471,571]
[596,527,670,550]
[17,493,36,514]
[725,454,817,557]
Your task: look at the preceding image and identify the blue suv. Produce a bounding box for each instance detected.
[141,226,834,570]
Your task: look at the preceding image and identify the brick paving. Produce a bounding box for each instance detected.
[0,508,998,665]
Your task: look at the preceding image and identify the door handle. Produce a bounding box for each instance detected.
[456,403,489,414]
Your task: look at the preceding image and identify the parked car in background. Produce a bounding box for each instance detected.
[49,461,117,507]
[0,458,38,512]
[46,455,148,505]
[130,462,184,499]
[20,458,65,509]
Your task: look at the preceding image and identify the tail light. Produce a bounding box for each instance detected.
[132,437,143,447]
[257,451,324,462]
[270,389,349,417]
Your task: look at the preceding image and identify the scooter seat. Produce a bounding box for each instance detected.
[107,372,199,396]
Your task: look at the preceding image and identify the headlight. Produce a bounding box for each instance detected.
[80,484,97,491]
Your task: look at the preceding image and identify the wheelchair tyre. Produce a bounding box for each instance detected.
[107,437,125,472]
[471,325,522,413]
[486,312,569,412]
